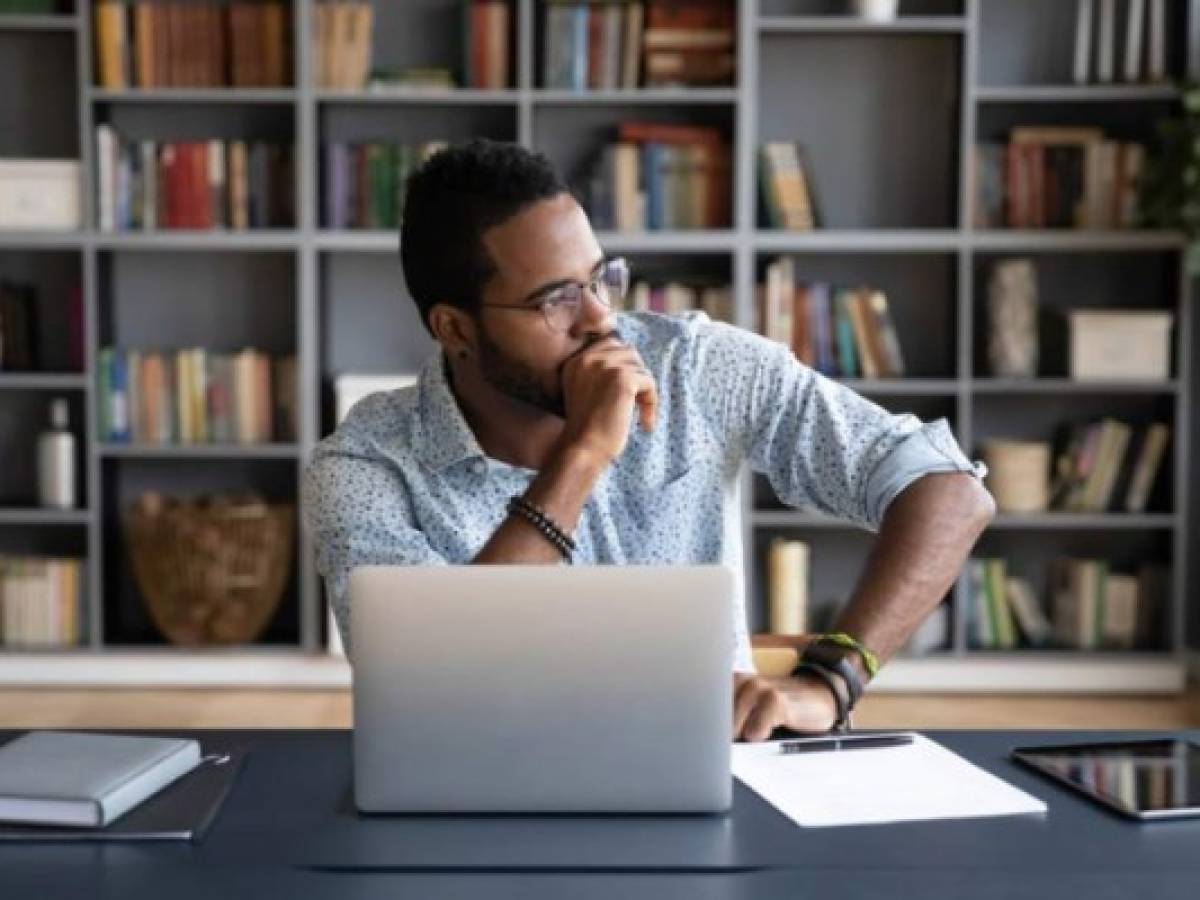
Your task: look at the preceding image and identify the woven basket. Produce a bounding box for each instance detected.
[125,493,294,645]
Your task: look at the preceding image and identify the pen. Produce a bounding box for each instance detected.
[779,734,915,755]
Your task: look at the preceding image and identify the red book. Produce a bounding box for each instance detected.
[645,0,734,29]
[470,2,488,89]
[193,143,211,230]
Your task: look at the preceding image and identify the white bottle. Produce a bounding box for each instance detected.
[38,398,77,510]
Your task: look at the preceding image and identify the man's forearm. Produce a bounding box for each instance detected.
[827,472,995,681]
[472,444,605,563]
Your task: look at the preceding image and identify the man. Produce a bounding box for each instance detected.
[304,139,995,742]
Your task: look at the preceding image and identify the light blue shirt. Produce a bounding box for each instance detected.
[303,311,986,670]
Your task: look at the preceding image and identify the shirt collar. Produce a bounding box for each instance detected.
[413,351,486,472]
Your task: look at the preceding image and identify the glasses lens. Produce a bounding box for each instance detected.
[601,258,629,301]
[542,285,582,333]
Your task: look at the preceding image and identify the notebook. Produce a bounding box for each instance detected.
[0,743,246,842]
[0,731,200,828]
[733,732,1047,828]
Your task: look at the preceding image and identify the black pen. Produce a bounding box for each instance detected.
[779,734,914,755]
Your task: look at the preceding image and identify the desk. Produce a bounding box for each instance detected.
[2,729,1198,899]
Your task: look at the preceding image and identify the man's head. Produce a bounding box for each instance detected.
[400,139,621,418]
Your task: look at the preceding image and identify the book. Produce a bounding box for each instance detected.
[1073,0,1094,84]
[1005,576,1051,647]
[1096,0,1116,83]
[0,743,246,842]
[0,732,200,828]
[1124,422,1169,512]
[1123,0,1146,82]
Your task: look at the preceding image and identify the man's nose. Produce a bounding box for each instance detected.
[572,285,615,340]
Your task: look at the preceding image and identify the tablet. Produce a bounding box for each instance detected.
[1011,739,1200,820]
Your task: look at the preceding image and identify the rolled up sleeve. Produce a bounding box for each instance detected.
[686,314,985,530]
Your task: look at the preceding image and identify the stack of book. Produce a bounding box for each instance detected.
[758,258,906,379]
[98,348,297,446]
[642,0,734,87]
[972,128,1144,229]
[623,279,733,322]
[93,0,292,89]
[1073,0,1167,85]
[464,0,512,89]
[314,0,373,89]
[1,281,83,373]
[1051,558,1167,650]
[759,142,819,231]
[95,127,295,231]
[0,557,84,649]
[323,141,446,229]
[586,122,731,231]
[1049,419,1170,513]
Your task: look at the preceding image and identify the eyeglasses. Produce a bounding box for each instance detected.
[481,257,630,334]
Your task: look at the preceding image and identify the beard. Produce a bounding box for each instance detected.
[475,323,567,418]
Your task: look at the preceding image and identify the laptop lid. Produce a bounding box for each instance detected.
[350,565,734,814]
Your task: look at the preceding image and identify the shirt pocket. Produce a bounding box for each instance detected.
[622,462,724,563]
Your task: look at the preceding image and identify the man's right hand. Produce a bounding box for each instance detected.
[558,336,658,466]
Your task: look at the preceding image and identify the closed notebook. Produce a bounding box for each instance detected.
[0,731,201,828]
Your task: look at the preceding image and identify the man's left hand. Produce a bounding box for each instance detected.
[732,672,839,742]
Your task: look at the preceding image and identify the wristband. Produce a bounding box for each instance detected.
[800,639,865,711]
[506,495,575,562]
[821,631,880,679]
[789,661,851,734]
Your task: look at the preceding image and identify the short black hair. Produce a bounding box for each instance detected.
[400,139,568,334]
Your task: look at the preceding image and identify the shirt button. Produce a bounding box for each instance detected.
[472,460,486,476]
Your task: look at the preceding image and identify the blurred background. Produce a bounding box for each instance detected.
[0,0,1197,729]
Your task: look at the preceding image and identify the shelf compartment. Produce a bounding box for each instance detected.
[99,456,301,648]
[758,31,961,229]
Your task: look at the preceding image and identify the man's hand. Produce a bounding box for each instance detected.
[733,672,839,742]
[558,335,658,465]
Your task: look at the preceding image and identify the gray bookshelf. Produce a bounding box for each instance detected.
[0,0,1195,690]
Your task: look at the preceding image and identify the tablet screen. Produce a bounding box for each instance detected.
[1013,739,1200,819]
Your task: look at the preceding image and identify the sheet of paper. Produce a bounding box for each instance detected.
[732,733,1047,828]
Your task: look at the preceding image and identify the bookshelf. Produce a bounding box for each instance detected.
[0,0,1194,690]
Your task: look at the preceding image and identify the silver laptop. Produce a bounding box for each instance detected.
[350,565,734,814]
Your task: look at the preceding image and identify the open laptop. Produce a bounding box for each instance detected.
[349,565,734,814]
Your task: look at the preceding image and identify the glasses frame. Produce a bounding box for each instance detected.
[480,257,630,333]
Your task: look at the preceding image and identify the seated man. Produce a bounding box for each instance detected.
[303,139,995,742]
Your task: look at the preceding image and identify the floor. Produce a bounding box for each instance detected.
[1,689,1197,731]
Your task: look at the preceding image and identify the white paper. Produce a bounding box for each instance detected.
[732,733,1046,828]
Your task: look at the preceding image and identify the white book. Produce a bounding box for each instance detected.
[0,731,200,828]
[96,124,116,232]
[1147,0,1166,80]
[1097,0,1116,82]
[140,140,157,231]
[620,3,644,88]
[1123,0,1146,81]
[1074,0,1095,84]
[1005,576,1052,646]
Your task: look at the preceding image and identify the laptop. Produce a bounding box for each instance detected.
[349,565,734,814]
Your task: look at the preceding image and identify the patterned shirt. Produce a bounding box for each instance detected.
[303,311,986,670]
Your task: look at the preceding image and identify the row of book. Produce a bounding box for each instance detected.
[0,281,83,373]
[586,122,731,231]
[98,348,297,446]
[759,142,819,231]
[969,557,1166,651]
[95,128,295,232]
[544,0,734,89]
[94,0,292,89]
[622,280,734,323]
[1073,0,1168,85]
[972,129,1144,230]
[0,557,84,649]
[758,258,906,379]
[1050,419,1170,514]
[323,141,444,230]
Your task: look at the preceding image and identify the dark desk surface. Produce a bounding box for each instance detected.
[3,729,1199,900]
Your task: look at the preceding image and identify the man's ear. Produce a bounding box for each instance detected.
[428,304,477,360]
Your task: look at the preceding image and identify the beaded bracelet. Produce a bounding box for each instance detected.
[506,495,575,562]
